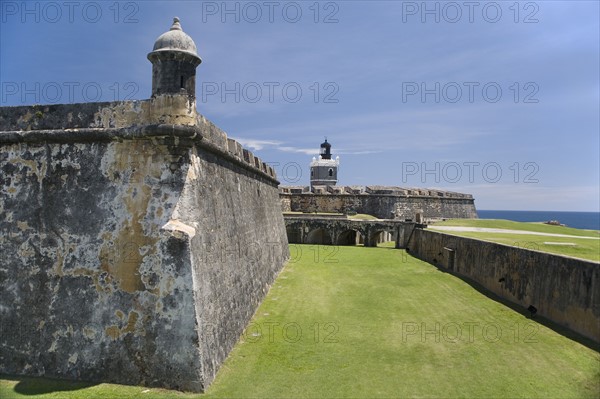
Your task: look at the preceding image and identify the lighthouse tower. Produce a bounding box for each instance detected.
[310,139,339,189]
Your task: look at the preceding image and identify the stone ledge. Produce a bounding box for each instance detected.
[0,124,280,186]
[0,124,199,144]
[279,190,474,200]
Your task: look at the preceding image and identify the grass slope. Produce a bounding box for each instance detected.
[437,231,600,262]
[431,219,600,261]
[347,213,378,220]
[433,218,600,237]
[2,245,599,398]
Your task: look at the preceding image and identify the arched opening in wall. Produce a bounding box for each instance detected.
[286,226,301,244]
[305,228,332,245]
[357,233,364,245]
[370,230,396,247]
[336,229,363,246]
[328,168,333,177]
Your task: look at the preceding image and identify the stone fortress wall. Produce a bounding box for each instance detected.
[407,229,600,343]
[0,16,289,392]
[280,185,477,221]
[0,96,289,392]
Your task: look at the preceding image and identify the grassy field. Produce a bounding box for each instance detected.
[430,219,600,262]
[283,212,344,216]
[2,245,598,398]
[347,213,378,220]
[0,377,193,399]
[433,218,600,237]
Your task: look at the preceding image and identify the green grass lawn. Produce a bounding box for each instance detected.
[0,377,195,399]
[347,213,378,220]
[433,218,600,238]
[283,212,345,216]
[2,245,599,398]
[435,231,600,262]
[430,219,600,262]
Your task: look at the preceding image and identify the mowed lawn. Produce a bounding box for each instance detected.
[2,245,599,398]
[433,218,600,236]
[429,219,600,262]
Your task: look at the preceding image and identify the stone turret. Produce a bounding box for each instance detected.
[148,17,202,99]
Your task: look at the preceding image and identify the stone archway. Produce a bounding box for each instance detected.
[336,229,362,246]
[367,229,395,247]
[286,225,301,244]
[305,228,332,245]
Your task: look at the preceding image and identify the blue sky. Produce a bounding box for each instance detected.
[1,1,598,211]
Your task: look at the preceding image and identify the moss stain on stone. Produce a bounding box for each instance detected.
[105,326,120,340]
[98,141,168,294]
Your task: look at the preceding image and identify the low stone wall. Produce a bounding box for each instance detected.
[406,229,600,342]
[281,192,477,220]
[0,111,289,391]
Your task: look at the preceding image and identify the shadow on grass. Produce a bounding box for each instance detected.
[2,375,98,396]
[418,258,600,353]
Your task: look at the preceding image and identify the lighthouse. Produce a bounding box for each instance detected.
[310,139,339,189]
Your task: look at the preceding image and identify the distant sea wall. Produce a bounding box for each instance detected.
[407,229,600,342]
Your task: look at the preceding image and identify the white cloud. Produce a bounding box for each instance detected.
[233,138,282,151]
[232,138,317,155]
[232,137,386,156]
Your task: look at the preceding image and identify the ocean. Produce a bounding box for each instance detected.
[477,210,600,231]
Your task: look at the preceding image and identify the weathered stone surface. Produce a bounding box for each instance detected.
[407,229,600,342]
[177,145,288,384]
[0,95,198,132]
[280,190,477,221]
[0,115,289,391]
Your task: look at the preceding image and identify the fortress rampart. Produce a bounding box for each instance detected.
[0,97,289,392]
[407,229,600,343]
[280,185,477,221]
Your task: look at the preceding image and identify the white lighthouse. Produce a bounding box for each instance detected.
[310,139,339,189]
